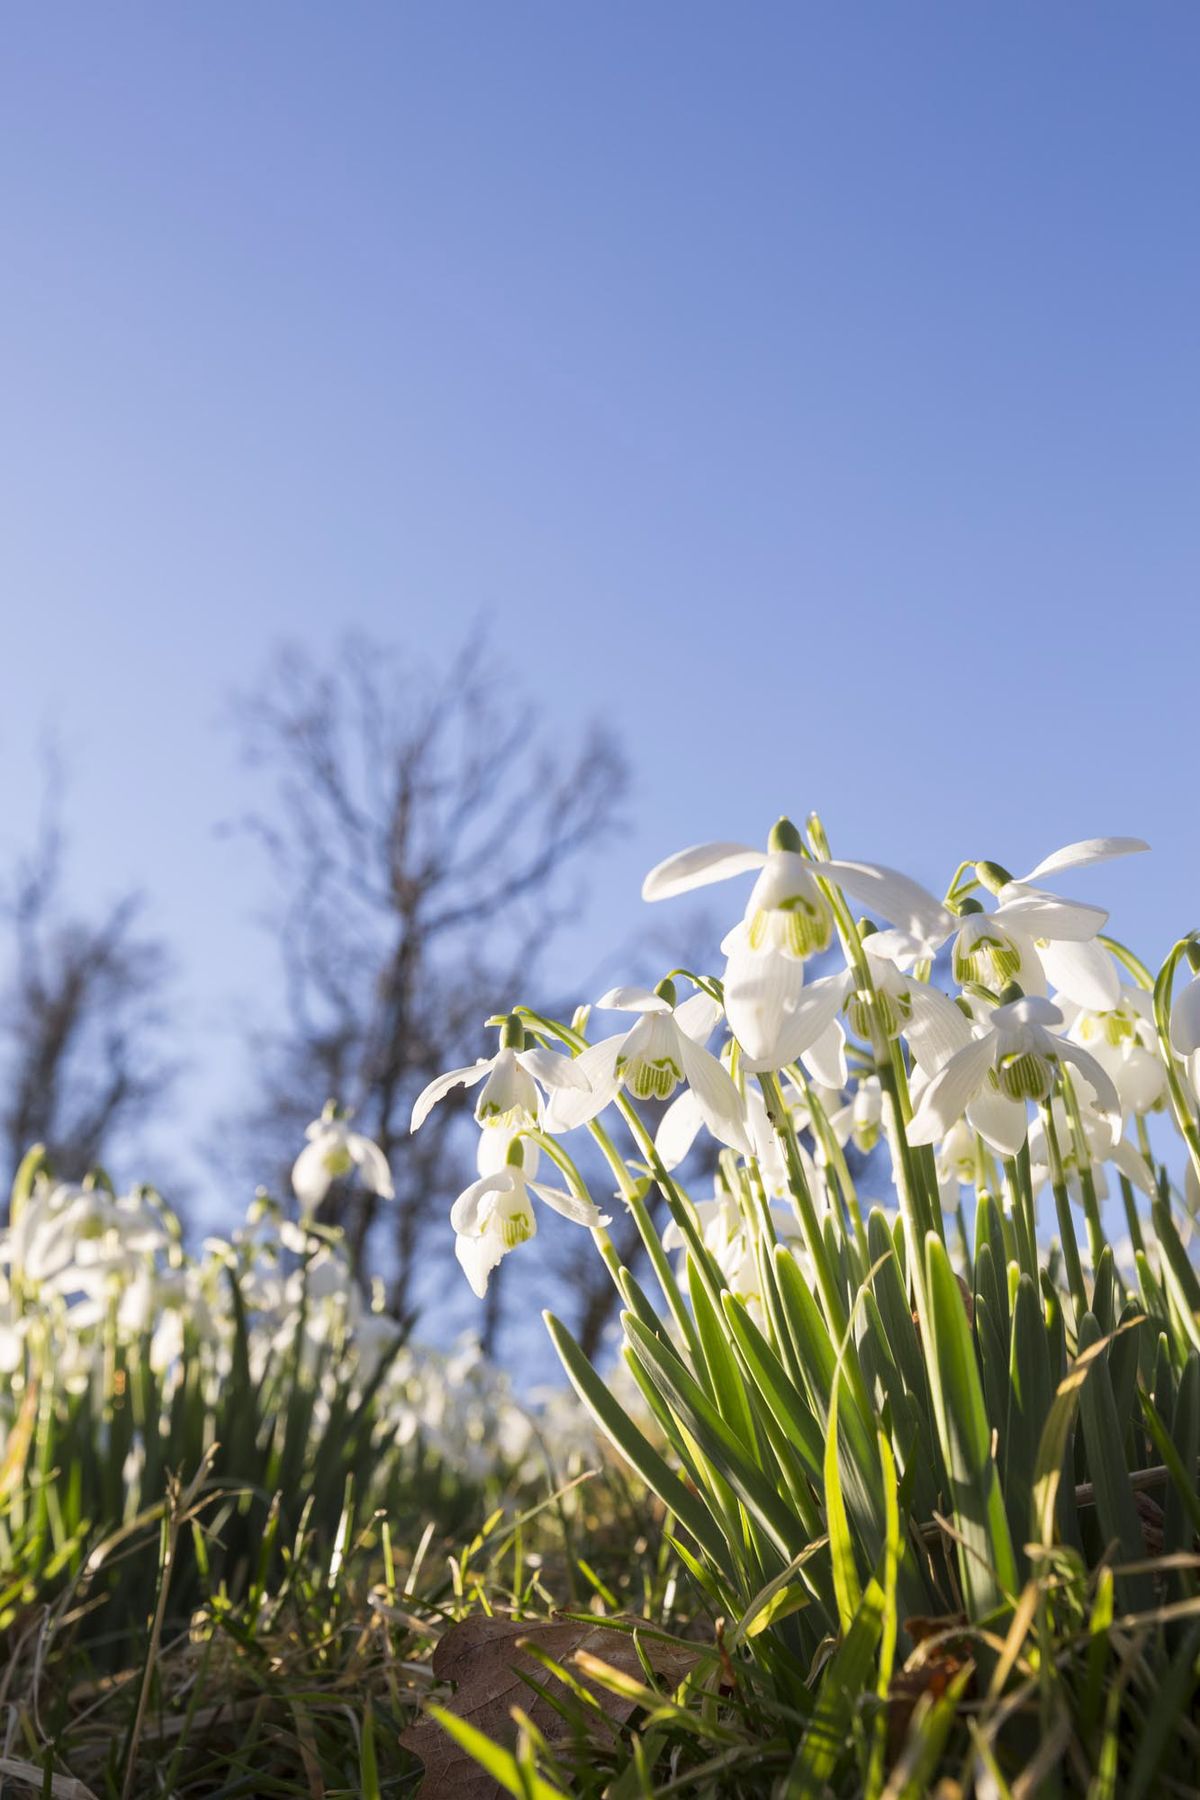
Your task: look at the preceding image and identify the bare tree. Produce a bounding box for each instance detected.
[230,633,629,1338]
[0,785,175,1194]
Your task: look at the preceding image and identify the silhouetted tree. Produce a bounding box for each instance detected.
[0,782,175,1193]
[231,633,629,1340]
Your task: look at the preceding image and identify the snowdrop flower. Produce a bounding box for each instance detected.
[1026,1098,1154,1206]
[933,1119,983,1210]
[410,1014,590,1134]
[450,1143,610,1298]
[907,993,1121,1156]
[1063,987,1166,1116]
[643,818,867,1072]
[292,1102,395,1213]
[543,978,753,1154]
[848,837,1147,1012]
[831,1076,883,1155]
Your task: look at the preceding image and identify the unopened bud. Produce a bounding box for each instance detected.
[976,860,1013,895]
[769,816,804,855]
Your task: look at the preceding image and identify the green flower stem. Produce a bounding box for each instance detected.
[585,1114,701,1363]
[756,1069,848,1344]
[807,815,941,1318]
[527,1128,623,1291]
[1118,1174,1145,1260]
[1040,1104,1087,1324]
[1060,1071,1105,1273]
[795,1074,870,1269]
[1002,1154,1038,1285]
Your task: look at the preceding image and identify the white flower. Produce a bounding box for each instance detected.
[1026,1098,1155,1206]
[836,836,1147,1013]
[450,1156,610,1298]
[1171,974,1200,1097]
[410,1014,590,1134]
[542,980,753,1156]
[907,994,1122,1156]
[292,1105,395,1213]
[1064,987,1166,1116]
[642,819,862,1073]
[831,1076,883,1154]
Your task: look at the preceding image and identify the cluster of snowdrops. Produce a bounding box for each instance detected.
[415,817,1198,1313]
[0,1120,598,1496]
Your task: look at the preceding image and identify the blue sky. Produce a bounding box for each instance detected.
[1,6,1197,1210]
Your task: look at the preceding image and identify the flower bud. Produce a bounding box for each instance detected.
[768,816,804,855]
[975,860,1013,895]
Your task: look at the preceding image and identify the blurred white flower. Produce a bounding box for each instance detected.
[292,1104,394,1213]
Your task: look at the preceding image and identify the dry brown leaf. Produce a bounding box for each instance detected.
[400,1612,705,1798]
[887,1612,974,1762]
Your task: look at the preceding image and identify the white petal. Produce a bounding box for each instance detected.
[1059,1042,1122,1134]
[673,990,723,1044]
[348,1134,395,1199]
[528,1180,611,1228]
[823,860,954,940]
[965,1088,1030,1157]
[800,1017,848,1089]
[741,970,850,1073]
[676,1030,753,1156]
[455,1228,506,1299]
[595,985,672,1013]
[642,841,765,901]
[1036,938,1120,1012]
[994,996,1063,1031]
[723,939,808,1066]
[996,887,1108,942]
[1108,1137,1156,1197]
[449,1174,509,1235]
[291,1140,335,1211]
[904,984,974,1076]
[1017,837,1149,883]
[1171,977,1200,1056]
[541,1034,625,1131]
[906,1034,997,1145]
[516,1046,591,1092]
[655,1090,704,1170]
[410,1060,491,1132]
[863,928,934,969]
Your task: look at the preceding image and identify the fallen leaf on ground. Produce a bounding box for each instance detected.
[400,1612,706,1798]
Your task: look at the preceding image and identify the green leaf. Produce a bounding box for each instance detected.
[1075,1313,1156,1614]
[1031,1317,1139,1550]
[824,1361,861,1635]
[622,1314,805,1561]
[424,1705,570,1800]
[543,1312,728,1571]
[923,1233,1017,1619]
[784,1578,884,1798]
[1004,1272,1051,1560]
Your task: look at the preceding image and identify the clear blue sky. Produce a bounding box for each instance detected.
[1,6,1197,1209]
